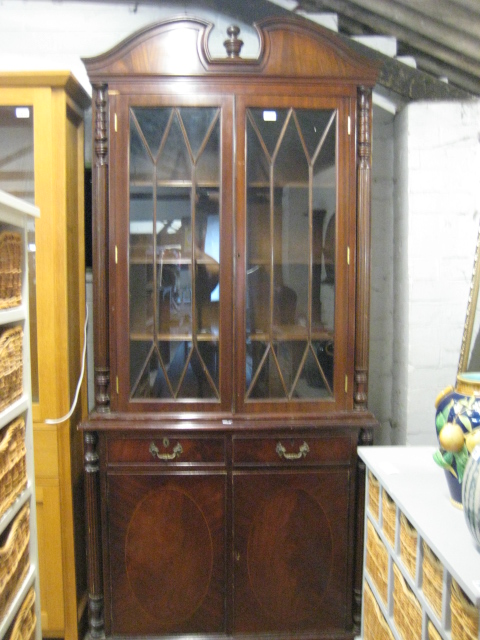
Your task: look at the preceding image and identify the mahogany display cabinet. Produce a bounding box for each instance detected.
[80,15,379,640]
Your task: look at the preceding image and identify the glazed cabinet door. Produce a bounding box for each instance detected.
[105,469,227,635]
[110,94,234,412]
[235,96,356,414]
[232,435,355,636]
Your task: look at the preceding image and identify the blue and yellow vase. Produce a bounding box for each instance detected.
[434,373,480,508]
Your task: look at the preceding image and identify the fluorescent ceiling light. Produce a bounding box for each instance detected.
[263,110,277,122]
[15,107,30,119]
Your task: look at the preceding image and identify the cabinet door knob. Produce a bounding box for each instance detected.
[149,441,183,461]
[276,441,310,460]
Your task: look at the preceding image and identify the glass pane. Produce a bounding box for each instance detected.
[132,108,171,160]
[129,109,155,347]
[245,107,336,401]
[129,106,221,401]
[274,116,309,331]
[180,107,218,161]
[0,105,38,402]
[249,108,289,157]
[248,344,286,399]
[196,115,220,186]
[313,113,336,336]
[247,262,271,336]
[246,114,270,188]
[177,342,218,399]
[131,347,162,398]
[276,340,307,397]
[298,341,334,398]
[157,110,191,182]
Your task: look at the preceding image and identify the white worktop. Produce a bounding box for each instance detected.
[358,445,480,606]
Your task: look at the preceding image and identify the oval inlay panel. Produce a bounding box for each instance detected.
[247,487,332,624]
[125,487,213,625]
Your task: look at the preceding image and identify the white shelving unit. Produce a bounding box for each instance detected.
[0,190,40,640]
[358,446,480,640]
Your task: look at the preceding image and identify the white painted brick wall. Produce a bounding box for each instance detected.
[391,101,480,445]
[369,107,395,444]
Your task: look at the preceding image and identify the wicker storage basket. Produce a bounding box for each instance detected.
[5,586,36,640]
[368,472,380,520]
[363,580,395,640]
[382,489,396,547]
[393,562,422,640]
[0,231,22,310]
[0,417,26,519]
[422,541,443,619]
[366,519,389,604]
[400,512,417,578]
[0,326,23,413]
[0,502,30,619]
[427,619,442,640]
[451,579,479,640]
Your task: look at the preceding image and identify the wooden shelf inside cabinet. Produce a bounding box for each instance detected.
[130,332,218,341]
[0,189,40,640]
[359,446,480,640]
[248,327,333,342]
[129,255,219,266]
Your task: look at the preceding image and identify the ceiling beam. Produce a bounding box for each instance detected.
[297,0,480,86]
[332,29,475,100]
[403,51,480,95]
[447,0,480,16]
[394,0,480,38]
[339,0,480,61]
[339,22,480,95]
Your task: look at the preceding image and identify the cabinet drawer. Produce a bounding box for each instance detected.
[233,435,352,466]
[107,436,226,465]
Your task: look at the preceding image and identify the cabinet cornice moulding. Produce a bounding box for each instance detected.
[83,15,380,85]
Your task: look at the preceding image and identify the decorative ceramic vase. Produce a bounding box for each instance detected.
[462,444,480,548]
[434,373,480,508]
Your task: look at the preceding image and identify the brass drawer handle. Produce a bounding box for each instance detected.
[276,441,310,460]
[149,439,183,461]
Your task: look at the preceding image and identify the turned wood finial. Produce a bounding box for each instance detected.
[223,25,244,58]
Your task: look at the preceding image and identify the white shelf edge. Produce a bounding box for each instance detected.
[0,190,39,220]
[0,305,26,327]
[0,485,33,536]
[0,563,36,638]
[0,395,29,430]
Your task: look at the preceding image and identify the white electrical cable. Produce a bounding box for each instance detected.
[44,304,89,425]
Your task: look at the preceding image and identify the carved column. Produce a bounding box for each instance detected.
[84,431,104,639]
[353,427,373,633]
[352,86,374,633]
[354,86,373,412]
[92,84,110,412]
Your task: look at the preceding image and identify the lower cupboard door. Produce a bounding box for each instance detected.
[106,472,227,635]
[233,469,352,635]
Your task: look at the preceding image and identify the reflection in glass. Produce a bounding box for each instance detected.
[128,107,221,400]
[0,106,38,402]
[246,107,336,400]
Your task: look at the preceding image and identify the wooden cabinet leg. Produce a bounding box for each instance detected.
[84,431,105,640]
